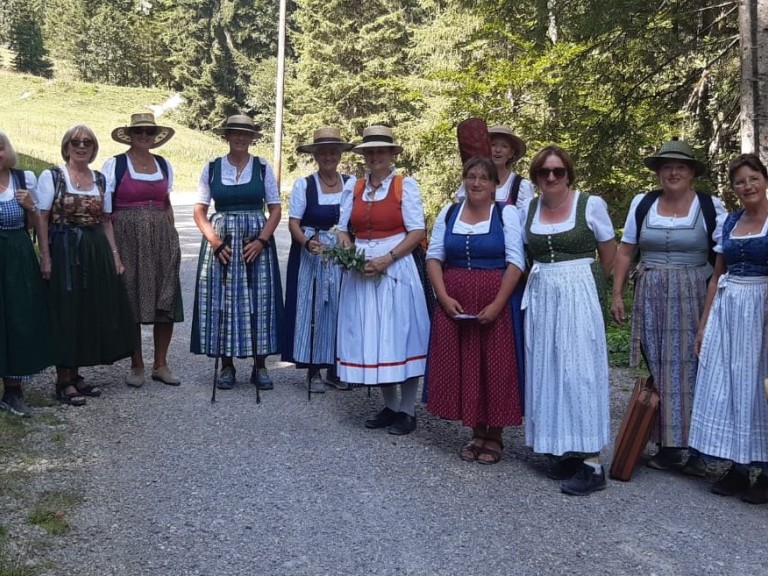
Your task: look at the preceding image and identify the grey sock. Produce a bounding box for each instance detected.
[399,378,419,416]
[381,385,399,412]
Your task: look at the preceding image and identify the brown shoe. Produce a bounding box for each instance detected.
[151,365,181,386]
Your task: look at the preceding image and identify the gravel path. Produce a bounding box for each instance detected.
[20,196,768,576]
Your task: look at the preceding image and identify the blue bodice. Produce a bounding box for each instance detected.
[444,202,506,270]
[0,197,25,230]
[299,174,347,231]
[210,157,265,212]
[722,210,768,277]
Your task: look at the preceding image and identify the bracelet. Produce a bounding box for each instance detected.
[257,237,270,249]
[389,250,398,262]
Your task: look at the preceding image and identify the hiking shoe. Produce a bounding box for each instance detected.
[325,370,352,391]
[251,367,273,390]
[307,372,325,394]
[216,366,236,390]
[365,407,398,429]
[679,452,707,477]
[711,465,751,496]
[741,472,768,505]
[646,447,687,470]
[546,456,583,480]
[560,464,608,496]
[0,390,33,418]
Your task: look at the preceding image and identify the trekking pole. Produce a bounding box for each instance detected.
[308,276,317,402]
[211,234,232,404]
[244,234,261,405]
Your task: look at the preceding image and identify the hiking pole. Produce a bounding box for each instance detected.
[244,234,261,405]
[211,234,232,404]
[308,275,317,402]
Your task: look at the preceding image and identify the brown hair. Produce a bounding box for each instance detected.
[728,153,768,184]
[529,145,576,186]
[462,156,500,185]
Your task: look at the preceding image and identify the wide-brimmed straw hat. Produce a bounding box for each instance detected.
[296,127,354,153]
[214,115,262,138]
[111,113,175,148]
[352,126,403,155]
[488,125,527,161]
[643,138,707,177]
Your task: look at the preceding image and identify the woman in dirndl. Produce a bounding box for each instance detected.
[103,113,183,388]
[283,127,354,393]
[521,145,616,495]
[336,125,430,435]
[0,131,54,417]
[426,156,525,464]
[689,153,768,505]
[38,125,135,406]
[455,125,532,408]
[612,139,725,475]
[191,115,283,392]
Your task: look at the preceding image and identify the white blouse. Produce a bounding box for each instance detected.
[427,202,526,271]
[0,170,38,204]
[519,192,614,244]
[454,171,534,209]
[620,193,726,244]
[713,212,768,253]
[196,155,280,206]
[101,155,175,196]
[288,173,343,219]
[338,170,425,233]
[37,167,111,213]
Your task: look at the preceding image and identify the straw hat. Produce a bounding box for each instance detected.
[111,113,175,148]
[488,125,527,161]
[352,126,403,155]
[643,138,707,177]
[296,127,354,153]
[214,115,262,138]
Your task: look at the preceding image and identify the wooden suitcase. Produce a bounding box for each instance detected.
[609,376,660,482]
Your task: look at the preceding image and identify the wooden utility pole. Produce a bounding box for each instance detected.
[272,0,287,188]
[739,0,768,158]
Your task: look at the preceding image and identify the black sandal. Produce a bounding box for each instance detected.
[56,382,86,406]
[74,374,102,397]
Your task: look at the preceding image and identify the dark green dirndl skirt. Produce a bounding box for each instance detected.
[0,228,54,378]
[47,224,135,367]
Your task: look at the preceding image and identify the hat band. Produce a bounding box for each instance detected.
[658,151,695,160]
[226,123,258,131]
[362,134,395,144]
[313,137,344,145]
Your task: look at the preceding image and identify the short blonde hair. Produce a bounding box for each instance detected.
[61,125,99,163]
[0,131,19,169]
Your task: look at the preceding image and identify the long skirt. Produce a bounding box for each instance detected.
[47,225,135,367]
[630,264,708,447]
[336,234,430,385]
[689,275,768,464]
[190,211,283,358]
[0,229,54,378]
[522,260,610,456]
[112,208,183,323]
[292,232,341,367]
[509,279,526,409]
[426,268,521,428]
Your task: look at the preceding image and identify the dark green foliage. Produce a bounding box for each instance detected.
[8,0,53,78]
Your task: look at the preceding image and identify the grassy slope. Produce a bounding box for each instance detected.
[0,70,274,192]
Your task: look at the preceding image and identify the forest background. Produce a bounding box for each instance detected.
[0,0,761,224]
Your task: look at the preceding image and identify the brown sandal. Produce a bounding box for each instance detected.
[459,439,485,462]
[477,439,503,465]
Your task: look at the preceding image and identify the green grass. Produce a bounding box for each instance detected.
[28,491,83,536]
[0,70,274,192]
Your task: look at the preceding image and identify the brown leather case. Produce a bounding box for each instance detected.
[609,376,660,482]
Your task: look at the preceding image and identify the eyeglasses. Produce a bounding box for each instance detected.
[733,176,763,190]
[464,175,493,184]
[536,167,567,180]
[130,127,158,136]
[70,139,94,148]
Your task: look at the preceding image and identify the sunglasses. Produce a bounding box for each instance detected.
[130,127,158,136]
[70,139,94,148]
[536,167,567,180]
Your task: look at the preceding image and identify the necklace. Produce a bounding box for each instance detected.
[129,151,153,172]
[228,154,249,179]
[318,172,339,189]
[67,166,92,190]
[542,189,572,211]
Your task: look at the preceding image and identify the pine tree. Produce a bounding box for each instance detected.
[9,0,53,78]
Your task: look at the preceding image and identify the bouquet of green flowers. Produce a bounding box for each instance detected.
[321,244,367,273]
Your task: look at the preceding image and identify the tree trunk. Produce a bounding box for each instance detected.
[739,0,768,158]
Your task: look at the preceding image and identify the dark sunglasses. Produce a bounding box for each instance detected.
[536,167,567,180]
[70,139,94,148]
[130,127,158,136]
